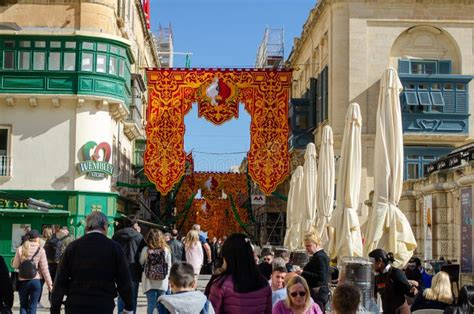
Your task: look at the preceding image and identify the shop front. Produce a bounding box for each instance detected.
[0,190,120,269]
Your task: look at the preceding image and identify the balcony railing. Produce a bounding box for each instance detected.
[399,74,472,134]
[0,156,12,177]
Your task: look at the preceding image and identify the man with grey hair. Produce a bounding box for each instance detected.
[51,211,133,314]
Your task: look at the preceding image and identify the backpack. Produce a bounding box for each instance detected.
[44,234,68,263]
[144,248,168,280]
[18,247,41,280]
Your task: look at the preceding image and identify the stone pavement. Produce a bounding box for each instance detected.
[13,275,212,314]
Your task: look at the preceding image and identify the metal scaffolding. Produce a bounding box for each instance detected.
[154,24,174,68]
[255,27,284,69]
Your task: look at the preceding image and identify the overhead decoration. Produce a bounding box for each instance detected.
[174,170,249,237]
[145,68,292,195]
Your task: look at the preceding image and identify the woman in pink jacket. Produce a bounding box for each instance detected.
[12,229,53,314]
[205,233,272,314]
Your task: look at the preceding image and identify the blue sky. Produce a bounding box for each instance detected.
[151,0,315,171]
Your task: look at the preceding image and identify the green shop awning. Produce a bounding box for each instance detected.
[0,208,70,216]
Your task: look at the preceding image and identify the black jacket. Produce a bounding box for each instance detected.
[0,255,13,310]
[168,238,184,265]
[301,249,329,288]
[50,232,133,314]
[112,227,145,282]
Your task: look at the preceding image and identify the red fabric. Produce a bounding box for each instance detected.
[143,0,150,29]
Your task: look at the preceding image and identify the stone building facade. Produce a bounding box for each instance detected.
[0,0,159,267]
[288,0,474,225]
[400,145,474,285]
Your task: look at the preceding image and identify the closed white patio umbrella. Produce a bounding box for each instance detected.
[364,67,417,268]
[300,143,318,246]
[284,166,304,251]
[328,102,363,260]
[316,126,335,250]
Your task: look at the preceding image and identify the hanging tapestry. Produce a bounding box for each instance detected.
[145,68,292,195]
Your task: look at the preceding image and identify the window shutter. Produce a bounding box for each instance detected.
[438,60,452,74]
[430,92,445,107]
[316,72,322,124]
[323,67,329,121]
[443,91,455,113]
[404,91,419,106]
[398,59,410,74]
[309,77,317,129]
[417,92,432,107]
[456,92,468,113]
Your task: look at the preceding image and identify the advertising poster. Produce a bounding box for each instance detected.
[423,195,433,260]
[460,187,473,273]
[11,223,31,252]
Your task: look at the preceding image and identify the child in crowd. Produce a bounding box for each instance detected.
[157,262,214,314]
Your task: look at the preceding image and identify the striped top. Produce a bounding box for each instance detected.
[12,241,53,289]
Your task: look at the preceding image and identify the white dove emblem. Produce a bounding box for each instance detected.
[206,77,220,106]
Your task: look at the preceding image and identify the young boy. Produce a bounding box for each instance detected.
[157,262,215,314]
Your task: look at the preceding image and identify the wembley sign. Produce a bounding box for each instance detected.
[77,141,114,179]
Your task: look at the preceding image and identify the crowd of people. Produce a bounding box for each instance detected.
[0,211,474,314]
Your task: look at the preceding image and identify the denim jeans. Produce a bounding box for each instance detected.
[117,280,139,313]
[145,289,165,314]
[18,279,42,314]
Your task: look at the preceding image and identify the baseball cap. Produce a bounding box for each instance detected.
[28,229,40,239]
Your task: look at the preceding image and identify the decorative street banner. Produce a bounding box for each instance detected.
[423,195,433,260]
[460,187,473,273]
[145,68,292,195]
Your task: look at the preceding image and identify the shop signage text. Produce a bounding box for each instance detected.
[77,141,114,179]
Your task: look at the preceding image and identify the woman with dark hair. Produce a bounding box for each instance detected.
[444,285,474,314]
[369,249,416,314]
[205,233,272,314]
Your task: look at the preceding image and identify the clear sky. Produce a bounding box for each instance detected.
[151,0,315,171]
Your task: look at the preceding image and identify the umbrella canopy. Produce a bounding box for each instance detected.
[284,166,304,251]
[300,143,318,246]
[328,102,363,260]
[364,68,417,268]
[316,126,335,250]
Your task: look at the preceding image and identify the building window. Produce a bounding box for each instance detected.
[65,41,76,49]
[96,54,106,73]
[33,52,45,70]
[82,42,94,50]
[35,41,46,48]
[119,59,125,77]
[399,59,451,75]
[18,51,30,70]
[48,52,61,70]
[97,43,108,52]
[81,53,93,71]
[0,126,11,177]
[109,56,117,75]
[3,51,15,69]
[404,147,452,180]
[19,41,30,48]
[50,41,61,48]
[63,52,76,71]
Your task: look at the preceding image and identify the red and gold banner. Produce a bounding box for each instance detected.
[175,171,249,237]
[145,68,291,195]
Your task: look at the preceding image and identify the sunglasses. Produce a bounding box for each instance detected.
[290,291,306,298]
[263,258,272,262]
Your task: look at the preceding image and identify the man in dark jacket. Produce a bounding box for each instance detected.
[50,211,133,314]
[0,255,13,313]
[112,215,145,314]
[167,229,184,265]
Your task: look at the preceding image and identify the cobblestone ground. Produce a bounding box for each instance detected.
[13,275,212,314]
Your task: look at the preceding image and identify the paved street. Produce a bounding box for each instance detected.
[12,275,212,313]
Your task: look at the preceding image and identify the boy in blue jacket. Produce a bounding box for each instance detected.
[158,262,214,314]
